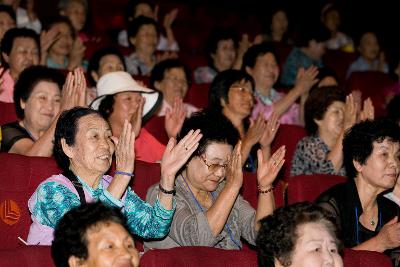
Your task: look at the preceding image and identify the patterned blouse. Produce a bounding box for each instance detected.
[290,135,346,177]
[27,174,175,245]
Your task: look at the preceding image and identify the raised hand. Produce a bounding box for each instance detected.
[244,113,267,146]
[129,96,145,138]
[257,146,285,188]
[343,94,358,131]
[111,120,136,174]
[163,8,178,30]
[160,129,202,188]
[259,112,280,148]
[375,216,400,250]
[359,97,375,121]
[73,68,87,107]
[294,65,319,95]
[165,97,186,138]
[68,38,86,70]
[225,141,243,190]
[40,27,60,65]
[60,68,87,111]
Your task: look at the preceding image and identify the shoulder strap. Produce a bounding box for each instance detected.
[63,170,86,205]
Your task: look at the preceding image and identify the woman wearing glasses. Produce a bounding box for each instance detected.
[144,109,285,250]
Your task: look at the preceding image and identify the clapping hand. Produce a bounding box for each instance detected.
[165,97,186,138]
[259,112,280,148]
[257,146,285,188]
[359,98,375,121]
[129,96,145,138]
[225,141,243,190]
[60,68,87,111]
[295,66,319,95]
[244,114,267,146]
[343,94,358,131]
[111,120,136,175]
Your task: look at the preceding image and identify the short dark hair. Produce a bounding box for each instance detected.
[0,27,40,69]
[206,27,238,58]
[208,69,255,112]
[127,15,158,40]
[87,46,126,86]
[256,202,342,267]
[304,86,346,135]
[177,109,240,163]
[13,65,65,119]
[242,42,279,70]
[297,24,330,48]
[150,59,191,89]
[98,95,115,120]
[343,118,400,179]
[125,0,155,23]
[54,107,104,171]
[0,4,16,23]
[51,201,131,267]
[43,16,76,39]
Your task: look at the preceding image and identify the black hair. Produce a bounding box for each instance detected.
[177,109,240,164]
[257,202,342,267]
[125,0,155,24]
[205,27,238,67]
[208,69,255,112]
[0,4,16,23]
[150,59,191,89]
[98,95,115,120]
[242,42,279,70]
[43,16,76,39]
[87,46,126,86]
[343,118,400,179]
[13,65,65,119]
[0,27,40,69]
[297,23,330,48]
[304,85,346,135]
[127,15,158,41]
[54,107,104,171]
[51,201,131,267]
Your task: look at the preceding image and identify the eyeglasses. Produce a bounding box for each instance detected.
[230,85,253,95]
[199,154,229,173]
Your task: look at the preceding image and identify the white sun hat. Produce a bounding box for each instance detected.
[90,71,162,121]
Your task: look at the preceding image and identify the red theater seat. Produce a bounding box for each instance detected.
[0,101,17,125]
[184,83,210,109]
[343,248,392,267]
[143,116,169,145]
[140,246,257,267]
[0,246,54,267]
[0,153,61,249]
[323,50,358,84]
[287,174,347,204]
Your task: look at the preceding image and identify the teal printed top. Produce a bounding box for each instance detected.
[27,174,175,245]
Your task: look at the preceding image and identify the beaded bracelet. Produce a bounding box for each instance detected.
[159,184,176,195]
[257,185,274,194]
[115,171,134,177]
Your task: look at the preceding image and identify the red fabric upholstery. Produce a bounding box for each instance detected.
[271,124,306,181]
[0,246,54,267]
[271,42,294,69]
[0,153,61,249]
[140,246,257,267]
[143,116,169,145]
[0,101,17,125]
[241,171,286,209]
[343,248,392,267]
[346,71,394,117]
[287,174,347,204]
[323,50,358,84]
[184,83,210,109]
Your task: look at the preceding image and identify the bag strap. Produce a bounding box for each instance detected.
[63,170,87,205]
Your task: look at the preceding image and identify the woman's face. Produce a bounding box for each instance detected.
[21,81,61,131]
[223,80,254,119]
[155,67,189,105]
[186,142,232,192]
[5,37,39,78]
[96,55,125,80]
[287,222,343,267]
[130,24,158,55]
[109,92,143,127]
[246,52,279,90]
[323,10,340,33]
[66,114,115,177]
[133,3,155,19]
[357,139,400,191]
[315,101,345,138]
[64,1,86,32]
[271,10,288,36]
[79,221,140,267]
[0,11,15,40]
[211,39,236,71]
[359,33,380,61]
[50,22,73,56]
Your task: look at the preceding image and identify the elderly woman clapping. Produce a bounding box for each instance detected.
[27,107,202,245]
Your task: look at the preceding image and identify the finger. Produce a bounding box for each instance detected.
[184,130,202,151]
[111,136,119,146]
[165,137,177,153]
[257,148,263,166]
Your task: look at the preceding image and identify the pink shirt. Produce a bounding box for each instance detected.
[157,100,199,118]
[251,91,301,125]
[0,70,15,103]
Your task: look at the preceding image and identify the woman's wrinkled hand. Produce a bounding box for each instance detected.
[376,216,400,250]
[244,114,266,146]
[359,97,375,121]
[294,66,319,95]
[257,146,285,187]
[225,141,243,190]
[60,68,87,111]
[343,93,358,131]
[165,97,186,138]
[111,120,135,174]
[259,112,280,148]
[129,96,144,138]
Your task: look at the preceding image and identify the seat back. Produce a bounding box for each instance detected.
[287,174,347,204]
[0,153,61,249]
[140,246,257,267]
[184,83,210,109]
[143,116,169,145]
[346,71,394,117]
[271,124,306,181]
[0,246,54,267]
[343,248,393,267]
[0,101,17,125]
[323,50,358,84]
